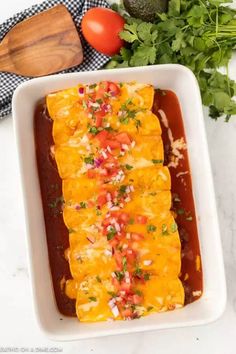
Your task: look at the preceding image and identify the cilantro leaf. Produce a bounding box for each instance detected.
[109,1,236,121]
[130,45,156,66]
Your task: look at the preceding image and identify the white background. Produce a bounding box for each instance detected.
[0,1,236,353]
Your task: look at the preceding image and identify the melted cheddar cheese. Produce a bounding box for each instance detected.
[46,81,184,322]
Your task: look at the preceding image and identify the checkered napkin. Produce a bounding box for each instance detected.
[0,0,111,119]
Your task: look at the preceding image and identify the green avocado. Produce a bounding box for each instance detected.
[123,0,169,22]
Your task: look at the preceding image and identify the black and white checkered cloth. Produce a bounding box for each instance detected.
[0,0,110,119]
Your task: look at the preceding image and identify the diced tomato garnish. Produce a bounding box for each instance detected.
[125,249,136,263]
[118,212,130,224]
[135,215,148,224]
[112,277,120,289]
[87,170,96,179]
[95,113,103,127]
[102,217,112,227]
[121,308,133,318]
[95,82,109,99]
[97,194,107,208]
[115,132,132,145]
[114,252,123,269]
[87,200,95,208]
[108,82,120,96]
[109,238,118,248]
[100,81,109,92]
[99,168,108,176]
[132,294,142,305]
[131,233,144,241]
[120,281,132,292]
[103,139,120,149]
[96,130,109,144]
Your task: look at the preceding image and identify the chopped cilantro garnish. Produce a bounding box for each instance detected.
[129,217,134,225]
[80,201,87,209]
[96,98,103,104]
[68,228,75,234]
[119,185,127,196]
[157,89,166,96]
[96,276,102,283]
[48,196,64,209]
[114,271,125,282]
[152,159,164,164]
[95,208,102,216]
[107,291,116,298]
[88,296,97,302]
[89,84,97,89]
[134,266,142,277]
[104,126,115,132]
[84,156,94,165]
[147,224,157,233]
[120,116,130,125]
[147,306,153,312]
[88,126,99,135]
[122,256,127,271]
[177,208,185,215]
[170,222,178,233]
[125,164,133,170]
[134,289,143,296]
[107,227,117,240]
[144,273,150,281]
[135,119,141,129]
[162,224,169,236]
[82,100,87,109]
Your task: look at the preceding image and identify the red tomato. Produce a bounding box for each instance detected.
[81,8,125,56]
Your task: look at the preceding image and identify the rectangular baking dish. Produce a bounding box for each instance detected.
[12,64,226,341]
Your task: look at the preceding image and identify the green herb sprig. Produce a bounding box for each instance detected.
[108,0,236,120]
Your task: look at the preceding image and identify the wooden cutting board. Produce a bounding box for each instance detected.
[0,5,83,77]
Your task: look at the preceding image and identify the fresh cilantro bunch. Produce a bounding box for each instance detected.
[108,0,236,120]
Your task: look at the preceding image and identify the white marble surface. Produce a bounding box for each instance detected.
[0,1,236,352]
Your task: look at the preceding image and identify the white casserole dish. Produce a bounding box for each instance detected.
[13,64,226,341]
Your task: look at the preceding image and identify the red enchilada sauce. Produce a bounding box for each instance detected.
[153,90,203,304]
[34,90,203,316]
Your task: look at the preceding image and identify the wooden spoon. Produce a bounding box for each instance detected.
[0,5,83,77]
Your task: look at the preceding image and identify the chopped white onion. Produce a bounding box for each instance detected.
[121,144,129,151]
[131,141,136,148]
[104,249,112,257]
[101,150,108,159]
[143,260,153,266]
[114,222,121,232]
